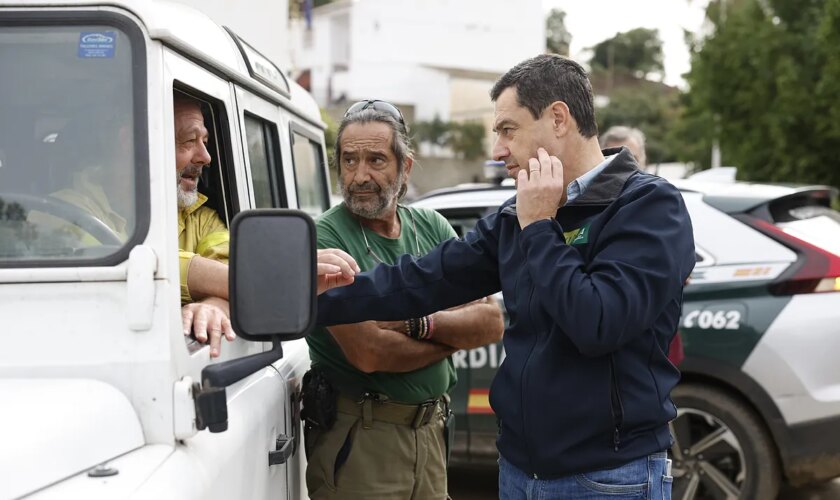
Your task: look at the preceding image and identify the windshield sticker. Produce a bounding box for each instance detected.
[78,32,116,59]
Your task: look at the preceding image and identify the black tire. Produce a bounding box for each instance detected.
[669,383,781,500]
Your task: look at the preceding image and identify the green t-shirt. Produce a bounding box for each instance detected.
[310,203,458,403]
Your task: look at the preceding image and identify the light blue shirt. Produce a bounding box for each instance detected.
[566,154,617,204]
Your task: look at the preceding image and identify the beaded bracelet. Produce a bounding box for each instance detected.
[403,316,434,340]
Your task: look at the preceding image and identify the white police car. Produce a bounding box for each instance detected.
[412,174,840,500]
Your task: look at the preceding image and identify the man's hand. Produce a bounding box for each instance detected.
[182,296,236,358]
[317,248,360,294]
[516,147,565,229]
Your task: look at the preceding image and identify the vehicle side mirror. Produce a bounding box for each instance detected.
[229,209,316,341]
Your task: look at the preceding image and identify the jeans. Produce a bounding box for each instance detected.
[499,452,672,499]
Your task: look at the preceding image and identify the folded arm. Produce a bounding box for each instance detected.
[327,321,456,373]
[377,296,504,350]
[317,212,504,326]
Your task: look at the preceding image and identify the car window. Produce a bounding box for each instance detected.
[0,24,142,264]
[244,113,284,208]
[436,207,493,238]
[290,125,329,216]
[776,206,840,257]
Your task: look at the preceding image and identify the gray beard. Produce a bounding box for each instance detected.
[177,165,202,209]
[340,172,405,219]
[177,186,198,209]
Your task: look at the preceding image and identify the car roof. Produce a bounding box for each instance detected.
[411,184,514,210]
[413,178,838,215]
[673,179,838,214]
[0,0,322,120]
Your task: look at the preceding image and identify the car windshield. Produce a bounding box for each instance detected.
[0,24,137,264]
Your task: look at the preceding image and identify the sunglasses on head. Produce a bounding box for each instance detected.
[344,99,407,128]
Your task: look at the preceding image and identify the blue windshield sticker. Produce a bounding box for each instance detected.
[78,32,116,58]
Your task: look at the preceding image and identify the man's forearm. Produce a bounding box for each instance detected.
[328,322,456,373]
[429,298,504,350]
[187,255,229,301]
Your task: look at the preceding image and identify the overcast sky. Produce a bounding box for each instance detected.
[543,0,710,88]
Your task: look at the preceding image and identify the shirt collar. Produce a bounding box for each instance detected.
[181,192,209,217]
[566,154,617,204]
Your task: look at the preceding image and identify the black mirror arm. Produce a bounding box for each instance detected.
[193,337,284,433]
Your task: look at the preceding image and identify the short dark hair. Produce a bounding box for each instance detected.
[334,108,414,174]
[490,54,598,138]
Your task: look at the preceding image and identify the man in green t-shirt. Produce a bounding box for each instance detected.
[305,100,504,499]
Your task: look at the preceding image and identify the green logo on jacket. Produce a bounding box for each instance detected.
[564,223,590,245]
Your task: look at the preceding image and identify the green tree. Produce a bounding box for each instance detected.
[449,122,486,161]
[678,0,840,189]
[590,28,664,79]
[413,116,452,149]
[413,118,486,160]
[546,8,572,55]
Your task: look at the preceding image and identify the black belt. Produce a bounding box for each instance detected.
[336,394,445,429]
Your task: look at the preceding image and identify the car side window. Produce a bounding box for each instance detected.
[173,89,235,225]
[172,87,236,355]
[436,208,489,238]
[244,113,285,208]
[290,124,329,216]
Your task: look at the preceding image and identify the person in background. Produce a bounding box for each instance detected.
[600,125,647,168]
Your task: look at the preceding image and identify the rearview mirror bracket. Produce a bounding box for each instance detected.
[193,337,284,433]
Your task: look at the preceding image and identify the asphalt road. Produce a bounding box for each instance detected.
[447,466,840,500]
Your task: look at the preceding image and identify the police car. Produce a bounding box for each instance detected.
[411,172,840,500]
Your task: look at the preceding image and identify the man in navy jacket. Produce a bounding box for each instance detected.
[317,54,694,498]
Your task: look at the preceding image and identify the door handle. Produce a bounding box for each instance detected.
[268,435,294,465]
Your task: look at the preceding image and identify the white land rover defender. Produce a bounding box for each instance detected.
[0,1,331,498]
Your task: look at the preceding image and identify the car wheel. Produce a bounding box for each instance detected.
[669,383,781,500]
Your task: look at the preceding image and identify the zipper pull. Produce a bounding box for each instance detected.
[613,427,621,452]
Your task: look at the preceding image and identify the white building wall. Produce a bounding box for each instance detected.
[291,0,544,119]
[331,64,450,121]
[349,0,543,73]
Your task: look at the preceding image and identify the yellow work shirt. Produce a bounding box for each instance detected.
[28,172,129,246]
[178,193,229,304]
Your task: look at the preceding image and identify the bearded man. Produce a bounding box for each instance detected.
[303,100,504,500]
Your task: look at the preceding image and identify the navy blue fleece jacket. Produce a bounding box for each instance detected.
[316,147,695,478]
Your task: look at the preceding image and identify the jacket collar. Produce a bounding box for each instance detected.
[501,146,640,216]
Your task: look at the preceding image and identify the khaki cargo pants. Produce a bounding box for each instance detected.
[305,396,448,500]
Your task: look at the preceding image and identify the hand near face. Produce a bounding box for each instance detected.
[317,248,361,294]
[516,148,565,229]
